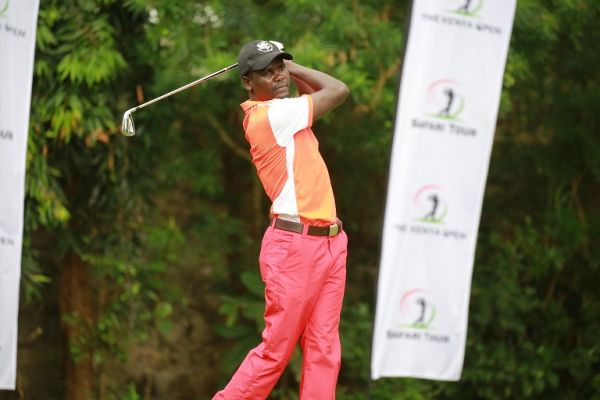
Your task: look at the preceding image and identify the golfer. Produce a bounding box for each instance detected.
[213,40,350,399]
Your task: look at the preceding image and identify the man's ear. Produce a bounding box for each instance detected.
[242,75,252,91]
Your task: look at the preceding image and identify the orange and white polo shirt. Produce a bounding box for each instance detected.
[241,95,337,227]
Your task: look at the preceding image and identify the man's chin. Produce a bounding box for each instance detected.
[273,88,290,99]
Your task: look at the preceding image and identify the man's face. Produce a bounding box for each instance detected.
[242,58,290,101]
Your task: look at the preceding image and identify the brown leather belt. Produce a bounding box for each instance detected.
[273,218,342,237]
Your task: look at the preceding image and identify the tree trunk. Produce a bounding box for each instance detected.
[59,251,95,400]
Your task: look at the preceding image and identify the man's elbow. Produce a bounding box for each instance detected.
[336,81,350,103]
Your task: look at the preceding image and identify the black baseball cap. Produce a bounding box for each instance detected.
[237,40,293,77]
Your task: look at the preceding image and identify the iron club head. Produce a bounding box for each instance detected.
[121,109,136,137]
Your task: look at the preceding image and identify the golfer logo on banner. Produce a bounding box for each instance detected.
[447,0,484,17]
[397,288,438,331]
[372,0,516,381]
[413,185,448,225]
[427,80,464,120]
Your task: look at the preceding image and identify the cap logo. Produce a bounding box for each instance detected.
[256,41,274,53]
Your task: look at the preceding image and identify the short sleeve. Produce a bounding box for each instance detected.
[267,95,313,146]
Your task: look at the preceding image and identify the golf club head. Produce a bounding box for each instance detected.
[121,110,136,136]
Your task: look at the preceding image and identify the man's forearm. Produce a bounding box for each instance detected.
[292,76,316,95]
[286,61,345,93]
[285,60,349,119]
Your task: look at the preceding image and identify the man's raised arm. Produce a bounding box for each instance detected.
[285,60,350,120]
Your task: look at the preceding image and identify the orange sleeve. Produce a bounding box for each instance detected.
[304,94,314,128]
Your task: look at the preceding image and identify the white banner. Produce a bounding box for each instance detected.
[0,0,40,390]
[371,0,516,380]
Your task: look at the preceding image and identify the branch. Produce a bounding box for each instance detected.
[205,114,251,161]
[369,59,401,110]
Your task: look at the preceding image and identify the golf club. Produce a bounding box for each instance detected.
[121,63,238,136]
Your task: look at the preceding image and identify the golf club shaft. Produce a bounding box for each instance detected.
[131,63,238,113]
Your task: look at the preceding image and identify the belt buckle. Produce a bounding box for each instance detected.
[328,224,339,236]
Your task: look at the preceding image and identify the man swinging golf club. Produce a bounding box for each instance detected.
[213,40,350,399]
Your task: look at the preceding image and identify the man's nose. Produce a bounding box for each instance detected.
[274,70,285,81]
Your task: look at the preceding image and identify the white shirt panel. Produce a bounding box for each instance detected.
[272,140,299,217]
[267,96,310,147]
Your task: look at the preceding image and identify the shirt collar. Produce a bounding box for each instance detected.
[240,99,262,112]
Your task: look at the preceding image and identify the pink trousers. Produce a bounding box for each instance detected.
[213,224,348,400]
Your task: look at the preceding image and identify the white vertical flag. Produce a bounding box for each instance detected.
[0,0,40,390]
[372,0,516,380]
